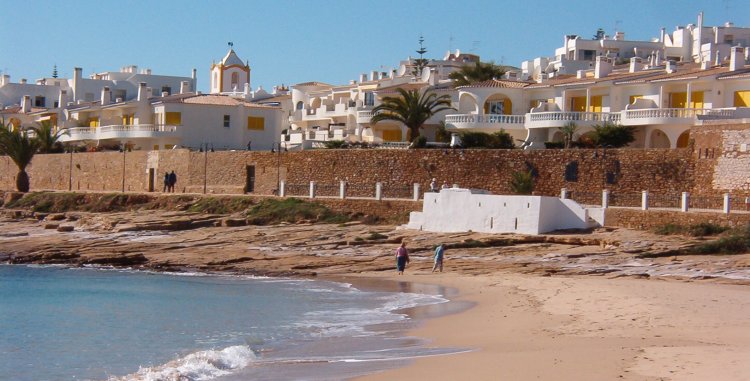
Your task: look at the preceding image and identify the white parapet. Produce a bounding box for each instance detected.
[404,188,603,235]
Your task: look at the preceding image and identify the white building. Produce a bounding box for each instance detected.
[287,50,480,147]
[1,48,285,151]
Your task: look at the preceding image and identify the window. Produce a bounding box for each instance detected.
[223,115,231,128]
[231,72,239,88]
[487,101,505,115]
[364,92,375,106]
[161,86,171,96]
[165,112,181,125]
[296,101,304,110]
[581,50,596,60]
[247,116,264,130]
[34,96,45,107]
[564,161,578,182]
[53,101,59,108]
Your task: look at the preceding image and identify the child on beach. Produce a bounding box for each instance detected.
[432,244,445,273]
[396,242,409,275]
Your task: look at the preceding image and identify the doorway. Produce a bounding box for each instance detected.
[148,168,155,192]
[245,165,255,193]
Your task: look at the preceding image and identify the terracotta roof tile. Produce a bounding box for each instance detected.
[172,94,278,108]
[457,79,530,89]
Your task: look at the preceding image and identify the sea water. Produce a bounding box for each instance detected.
[0,265,458,381]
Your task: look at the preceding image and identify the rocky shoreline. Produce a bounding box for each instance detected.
[2,207,749,284]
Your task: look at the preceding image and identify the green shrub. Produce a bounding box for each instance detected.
[459,130,514,149]
[367,232,388,240]
[689,226,750,254]
[323,140,347,149]
[654,222,728,237]
[245,198,350,225]
[510,171,534,195]
[411,136,427,148]
[590,122,635,148]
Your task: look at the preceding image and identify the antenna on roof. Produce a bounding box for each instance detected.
[228,41,234,48]
[52,64,58,79]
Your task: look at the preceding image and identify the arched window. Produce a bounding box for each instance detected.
[231,72,239,88]
[296,101,304,110]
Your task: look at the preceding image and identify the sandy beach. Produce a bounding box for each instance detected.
[2,208,750,380]
[358,272,750,381]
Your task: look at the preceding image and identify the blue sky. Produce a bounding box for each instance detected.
[1,0,747,92]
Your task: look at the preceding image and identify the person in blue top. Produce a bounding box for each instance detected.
[432,244,445,273]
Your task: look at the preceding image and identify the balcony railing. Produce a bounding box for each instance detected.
[623,108,703,120]
[445,114,526,124]
[61,124,180,141]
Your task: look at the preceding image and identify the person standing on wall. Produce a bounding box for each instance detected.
[168,171,177,193]
[163,172,170,192]
[396,241,410,275]
[432,243,445,273]
[430,178,438,192]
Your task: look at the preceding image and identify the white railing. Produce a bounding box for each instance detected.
[445,114,526,125]
[526,111,621,123]
[357,111,373,119]
[63,124,179,140]
[622,108,703,120]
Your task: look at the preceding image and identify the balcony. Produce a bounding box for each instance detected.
[525,111,621,129]
[445,114,526,132]
[357,110,374,124]
[60,124,181,142]
[621,108,706,126]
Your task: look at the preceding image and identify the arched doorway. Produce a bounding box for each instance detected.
[676,131,690,148]
[458,93,478,113]
[650,129,671,148]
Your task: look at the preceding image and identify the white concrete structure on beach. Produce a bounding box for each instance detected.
[405,188,603,235]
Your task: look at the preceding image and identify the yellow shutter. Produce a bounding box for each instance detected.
[89,117,99,128]
[571,96,586,112]
[670,92,687,108]
[246,116,265,130]
[589,96,602,112]
[735,91,750,107]
[165,112,181,125]
[629,95,643,104]
[503,98,512,115]
[690,91,704,109]
[382,130,402,142]
[122,115,128,125]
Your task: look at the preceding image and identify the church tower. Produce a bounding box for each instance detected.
[210,43,251,94]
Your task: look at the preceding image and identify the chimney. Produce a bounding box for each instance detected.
[244,82,251,95]
[665,60,677,73]
[576,70,586,79]
[594,56,612,78]
[729,46,746,71]
[58,89,67,107]
[360,73,368,83]
[100,86,111,105]
[161,91,169,97]
[20,78,27,84]
[370,71,379,81]
[660,28,666,43]
[73,67,82,101]
[137,82,147,101]
[0,74,9,86]
[21,95,31,113]
[615,31,625,41]
[629,57,644,73]
[654,50,662,66]
[180,80,190,94]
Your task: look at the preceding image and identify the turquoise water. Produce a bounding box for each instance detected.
[0,265,454,381]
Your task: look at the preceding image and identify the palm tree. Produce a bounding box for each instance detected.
[30,120,68,153]
[558,122,579,149]
[449,61,509,87]
[370,88,454,142]
[0,121,40,192]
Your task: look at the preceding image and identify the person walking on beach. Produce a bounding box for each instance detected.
[432,244,445,273]
[168,171,177,193]
[396,242,410,275]
[163,172,170,192]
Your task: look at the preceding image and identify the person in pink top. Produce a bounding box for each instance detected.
[396,242,410,275]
